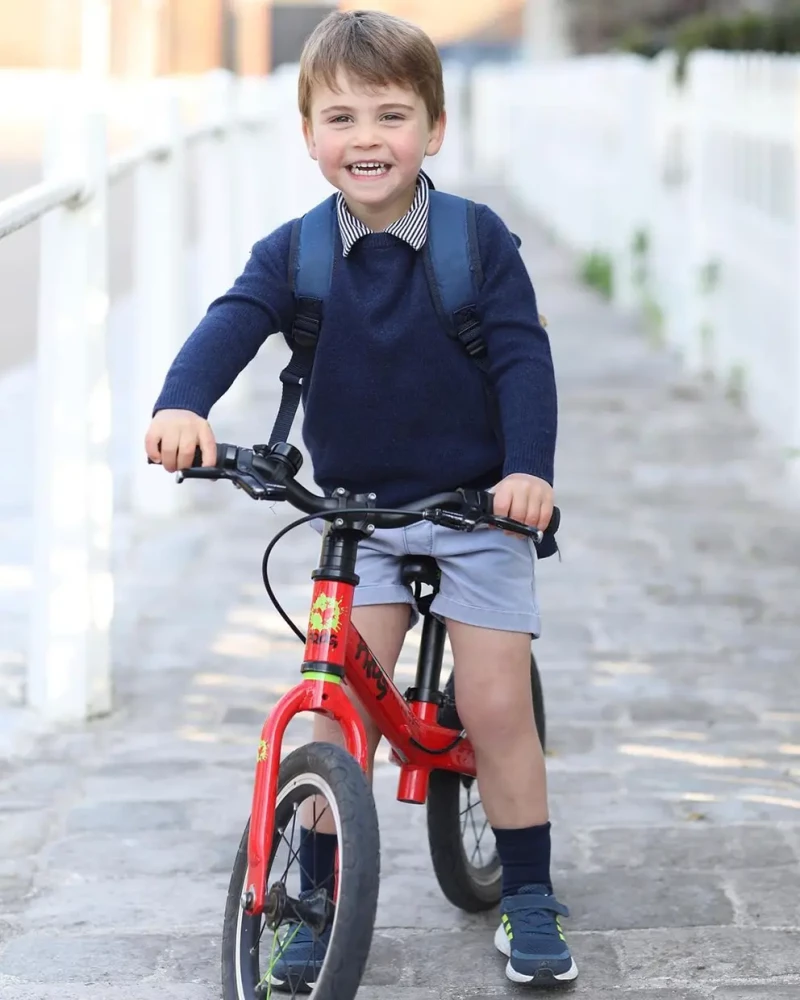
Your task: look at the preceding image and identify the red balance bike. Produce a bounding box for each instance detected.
[171,442,555,1000]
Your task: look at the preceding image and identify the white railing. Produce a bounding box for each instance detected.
[472,49,800,475]
[0,67,329,723]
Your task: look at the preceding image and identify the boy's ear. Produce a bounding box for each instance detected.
[302,118,318,160]
[426,110,447,157]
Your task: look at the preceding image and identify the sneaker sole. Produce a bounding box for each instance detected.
[269,972,316,994]
[494,925,579,986]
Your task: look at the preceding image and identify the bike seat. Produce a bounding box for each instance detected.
[400,555,440,589]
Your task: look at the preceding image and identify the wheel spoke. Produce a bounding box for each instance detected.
[473,817,491,866]
[278,799,332,890]
[467,795,482,852]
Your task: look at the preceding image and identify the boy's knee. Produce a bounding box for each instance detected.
[456,682,534,748]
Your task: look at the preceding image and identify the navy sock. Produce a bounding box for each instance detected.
[493,822,552,897]
[298,828,338,894]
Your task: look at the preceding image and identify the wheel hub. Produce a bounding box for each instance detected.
[264,881,334,935]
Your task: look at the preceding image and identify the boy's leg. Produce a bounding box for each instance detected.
[432,526,577,985]
[446,623,549,880]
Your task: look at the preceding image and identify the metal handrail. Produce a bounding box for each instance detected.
[0,176,84,240]
[107,140,170,183]
[0,116,259,236]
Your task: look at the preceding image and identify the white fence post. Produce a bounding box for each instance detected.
[794,68,800,479]
[197,70,251,414]
[131,80,190,518]
[235,75,271,258]
[30,107,113,721]
[684,53,713,375]
[612,57,653,314]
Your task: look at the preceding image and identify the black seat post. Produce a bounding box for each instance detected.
[412,610,447,703]
[400,556,447,704]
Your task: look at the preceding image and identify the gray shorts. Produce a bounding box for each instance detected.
[334,519,541,636]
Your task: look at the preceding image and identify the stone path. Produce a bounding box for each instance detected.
[2,189,800,998]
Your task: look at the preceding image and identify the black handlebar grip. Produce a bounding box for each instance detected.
[481,492,560,535]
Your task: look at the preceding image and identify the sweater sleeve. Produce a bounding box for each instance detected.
[475,204,558,485]
[153,221,295,418]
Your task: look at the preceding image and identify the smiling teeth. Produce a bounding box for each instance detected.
[350,163,388,175]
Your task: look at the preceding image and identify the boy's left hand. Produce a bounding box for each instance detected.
[491,473,554,532]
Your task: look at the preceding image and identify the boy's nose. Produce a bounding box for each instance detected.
[352,128,380,149]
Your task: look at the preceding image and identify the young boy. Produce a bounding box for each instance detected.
[145,8,577,990]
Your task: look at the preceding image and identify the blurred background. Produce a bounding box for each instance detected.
[2,0,800,723]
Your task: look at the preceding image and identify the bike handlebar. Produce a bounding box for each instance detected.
[155,442,560,543]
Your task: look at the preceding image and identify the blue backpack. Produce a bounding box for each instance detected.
[268,185,523,448]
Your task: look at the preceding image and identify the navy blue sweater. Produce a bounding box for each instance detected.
[154,201,557,507]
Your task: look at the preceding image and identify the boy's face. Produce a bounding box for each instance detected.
[303,70,446,229]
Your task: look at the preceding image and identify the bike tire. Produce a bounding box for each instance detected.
[221,742,380,1000]
[427,651,546,913]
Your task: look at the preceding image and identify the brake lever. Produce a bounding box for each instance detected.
[232,474,288,500]
[175,466,287,502]
[489,515,544,545]
[425,508,479,532]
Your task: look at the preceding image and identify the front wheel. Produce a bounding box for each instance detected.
[221,742,380,1000]
[427,651,546,912]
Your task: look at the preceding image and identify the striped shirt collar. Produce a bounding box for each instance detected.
[336,171,430,257]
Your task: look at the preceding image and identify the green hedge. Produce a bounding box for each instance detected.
[618,6,800,80]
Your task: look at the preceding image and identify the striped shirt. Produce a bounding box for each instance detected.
[336,172,430,257]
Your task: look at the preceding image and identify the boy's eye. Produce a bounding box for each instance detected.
[382,113,404,122]
[330,115,352,124]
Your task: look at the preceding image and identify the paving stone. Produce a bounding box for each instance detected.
[64,800,190,835]
[154,933,222,985]
[711,987,800,999]
[23,876,229,933]
[0,808,53,858]
[0,761,80,810]
[0,933,164,983]
[41,830,236,881]
[618,927,800,981]
[0,981,215,1000]
[726,865,800,927]
[559,869,733,931]
[589,824,797,872]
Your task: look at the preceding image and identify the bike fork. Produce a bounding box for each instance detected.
[242,675,368,916]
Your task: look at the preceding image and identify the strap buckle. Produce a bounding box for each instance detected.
[290,314,320,350]
[456,318,486,359]
[291,296,322,350]
[452,306,485,359]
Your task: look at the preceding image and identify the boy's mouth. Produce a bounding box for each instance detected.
[347,161,391,177]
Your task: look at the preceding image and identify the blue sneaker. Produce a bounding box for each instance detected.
[268,895,332,994]
[494,884,578,986]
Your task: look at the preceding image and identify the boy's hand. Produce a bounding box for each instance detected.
[491,473,554,532]
[144,409,216,473]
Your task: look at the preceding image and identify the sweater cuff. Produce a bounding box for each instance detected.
[503,441,555,486]
[153,382,215,419]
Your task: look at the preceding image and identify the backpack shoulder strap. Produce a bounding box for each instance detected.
[270,196,337,446]
[288,195,337,344]
[423,190,486,362]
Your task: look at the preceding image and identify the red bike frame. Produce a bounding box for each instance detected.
[243,574,476,916]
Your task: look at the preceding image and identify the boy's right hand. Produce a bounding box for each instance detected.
[144,409,217,473]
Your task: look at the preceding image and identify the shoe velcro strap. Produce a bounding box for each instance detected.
[506,895,570,918]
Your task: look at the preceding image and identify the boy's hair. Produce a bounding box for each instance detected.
[298,10,445,124]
